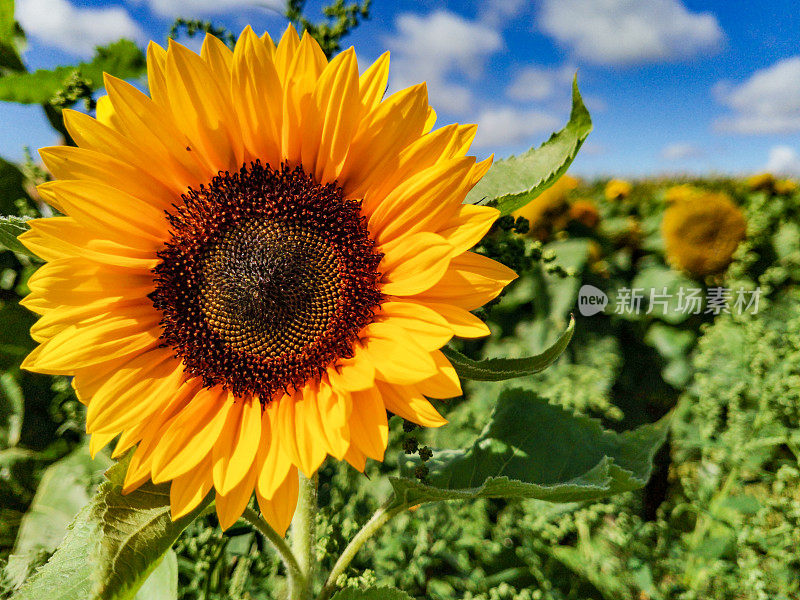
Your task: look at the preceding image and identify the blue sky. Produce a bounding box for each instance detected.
[4,0,800,177]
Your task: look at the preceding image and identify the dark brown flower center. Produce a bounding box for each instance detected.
[151,162,383,400]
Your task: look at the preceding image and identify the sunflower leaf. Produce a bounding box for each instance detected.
[0,0,26,72]
[11,457,211,600]
[0,215,35,257]
[442,316,574,381]
[465,75,592,215]
[331,587,414,600]
[390,387,669,506]
[0,39,145,104]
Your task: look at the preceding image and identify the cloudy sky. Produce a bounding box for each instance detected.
[4,0,800,177]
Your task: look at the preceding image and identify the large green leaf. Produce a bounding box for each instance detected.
[4,445,110,589]
[0,39,145,104]
[391,388,669,506]
[465,76,592,215]
[12,458,212,600]
[12,445,110,556]
[133,550,178,600]
[0,215,35,257]
[331,587,414,600]
[442,317,574,381]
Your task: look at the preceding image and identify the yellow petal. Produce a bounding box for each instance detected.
[150,387,234,483]
[360,321,438,385]
[326,345,376,392]
[256,466,298,537]
[359,51,389,110]
[23,309,161,374]
[165,39,241,173]
[309,48,361,183]
[376,301,453,351]
[231,26,282,166]
[82,348,185,434]
[415,350,462,399]
[215,459,258,531]
[39,146,175,212]
[418,302,491,338]
[377,382,448,428]
[170,455,214,519]
[379,232,455,296]
[348,387,388,461]
[212,396,262,495]
[256,402,292,499]
[436,204,499,254]
[37,180,168,248]
[368,157,475,247]
[411,252,517,311]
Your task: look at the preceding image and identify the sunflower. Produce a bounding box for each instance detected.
[604,178,631,201]
[661,192,746,277]
[746,172,775,192]
[19,27,515,535]
[568,199,600,229]
[664,184,700,205]
[512,174,578,240]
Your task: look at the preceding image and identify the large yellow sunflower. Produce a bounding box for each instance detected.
[19,26,515,535]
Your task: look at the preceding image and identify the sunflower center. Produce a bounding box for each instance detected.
[151,162,383,400]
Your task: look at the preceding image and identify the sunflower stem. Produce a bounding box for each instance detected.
[317,500,410,600]
[292,471,318,599]
[241,507,305,594]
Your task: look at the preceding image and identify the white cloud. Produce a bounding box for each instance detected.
[17,0,145,58]
[479,0,527,28]
[506,65,574,101]
[661,143,702,161]
[538,0,723,65]
[473,107,560,149]
[133,0,281,18]
[715,57,800,134]
[765,145,800,175]
[385,10,503,115]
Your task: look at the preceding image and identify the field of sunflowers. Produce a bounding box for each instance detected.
[2,1,800,599]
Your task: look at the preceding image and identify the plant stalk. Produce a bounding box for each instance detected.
[241,507,305,594]
[292,471,319,599]
[317,500,410,600]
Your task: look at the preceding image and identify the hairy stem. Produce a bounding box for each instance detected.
[317,500,410,600]
[292,471,319,599]
[241,506,305,593]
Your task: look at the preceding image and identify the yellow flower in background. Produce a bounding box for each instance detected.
[604,178,632,201]
[662,192,746,277]
[568,199,600,229]
[746,172,775,192]
[664,184,700,204]
[19,27,515,534]
[513,174,578,240]
[774,179,797,195]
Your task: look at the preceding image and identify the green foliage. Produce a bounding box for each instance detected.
[10,458,212,600]
[169,18,236,49]
[465,77,592,215]
[441,317,574,381]
[391,388,668,507]
[286,0,371,57]
[0,39,145,105]
[0,216,33,257]
[0,0,25,73]
[331,587,413,600]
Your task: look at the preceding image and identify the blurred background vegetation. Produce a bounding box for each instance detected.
[2,0,800,598]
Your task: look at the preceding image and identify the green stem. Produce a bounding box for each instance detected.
[317,500,410,600]
[292,471,319,599]
[241,507,305,593]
